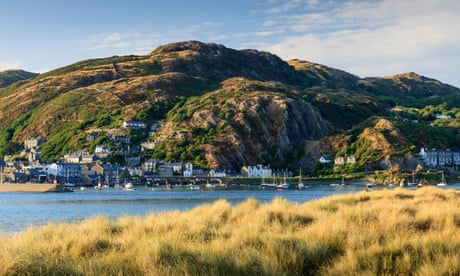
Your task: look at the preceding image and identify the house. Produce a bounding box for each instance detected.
[125,156,141,167]
[159,163,174,177]
[420,148,460,167]
[95,145,111,154]
[319,156,332,164]
[122,120,147,129]
[334,157,346,165]
[435,114,452,119]
[24,137,45,151]
[183,162,193,177]
[63,150,95,164]
[143,159,157,173]
[334,156,356,165]
[111,135,131,144]
[346,156,357,164]
[241,165,272,177]
[46,163,82,183]
[209,169,226,178]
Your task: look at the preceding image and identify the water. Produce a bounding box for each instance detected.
[0,182,457,235]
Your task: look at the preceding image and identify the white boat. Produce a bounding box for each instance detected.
[437,171,447,187]
[205,180,216,188]
[407,171,417,186]
[186,184,200,191]
[260,175,276,189]
[277,173,289,190]
[123,182,136,191]
[298,169,306,189]
[330,175,345,187]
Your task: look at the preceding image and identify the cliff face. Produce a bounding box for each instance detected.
[155,78,328,168]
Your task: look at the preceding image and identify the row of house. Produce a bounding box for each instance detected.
[419,148,460,167]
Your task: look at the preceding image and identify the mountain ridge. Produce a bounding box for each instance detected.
[0,41,458,172]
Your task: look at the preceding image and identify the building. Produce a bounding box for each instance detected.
[24,137,45,151]
[420,148,460,167]
[241,165,272,177]
[319,156,332,164]
[122,120,147,129]
[46,163,81,182]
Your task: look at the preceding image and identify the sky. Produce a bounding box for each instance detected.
[0,0,459,87]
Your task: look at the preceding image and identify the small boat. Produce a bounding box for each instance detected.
[186,184,200,191]
[437,171,447,187]
[205,180,216,189]
[260,175,277,189]
[123,182,136,191]
[297,169,306,189]
[276,173,289,190]
[407,171,417,186]
[330,175,345,187]
[276,183,289,190]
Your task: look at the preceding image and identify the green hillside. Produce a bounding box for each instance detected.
[0,41,458,171]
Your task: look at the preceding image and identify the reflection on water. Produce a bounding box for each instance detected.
[0,182,458,235]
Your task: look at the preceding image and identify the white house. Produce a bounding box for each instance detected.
[319,156,332,164]
[122,120,147,129]
[243,165,272,177]
[183,162,193,177]
[209,169,226,178]
[95,145,111,153]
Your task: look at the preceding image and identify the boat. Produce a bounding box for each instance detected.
[297,169,307,189]
[185,184,200,191]
[437,171,447,187]
[123,182,136,191]
[277,173,289,190]
[205,180,216,189]
[407,171,417,186]
[330,175,345,187]
[260,174,277,189]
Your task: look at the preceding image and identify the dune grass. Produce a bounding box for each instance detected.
[1,186,460,275]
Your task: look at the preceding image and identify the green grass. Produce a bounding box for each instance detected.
[1,186,460,275]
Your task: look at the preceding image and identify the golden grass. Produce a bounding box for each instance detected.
[1,187,460,275]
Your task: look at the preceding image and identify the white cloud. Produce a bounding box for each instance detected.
[262,0,460,86]
[0,61,21,71]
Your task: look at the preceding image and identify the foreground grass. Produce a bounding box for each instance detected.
[1,187,460,275]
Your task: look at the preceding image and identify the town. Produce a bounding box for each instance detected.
[1,119,459,188]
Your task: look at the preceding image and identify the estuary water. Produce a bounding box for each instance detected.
[0,181,457,235]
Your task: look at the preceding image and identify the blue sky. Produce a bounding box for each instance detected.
[1,0,459,87]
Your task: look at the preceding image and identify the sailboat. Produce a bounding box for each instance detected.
[437,171,447,187]
[260,174,276,189]
[330,175,345,187]
[276,171,289,190]
[297,169,306,189]
[407,171,417,186]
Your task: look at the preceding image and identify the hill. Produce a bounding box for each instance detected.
[0,41,458,171]
[0,69,38,88]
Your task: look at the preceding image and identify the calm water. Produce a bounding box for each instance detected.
[0,182,458,235]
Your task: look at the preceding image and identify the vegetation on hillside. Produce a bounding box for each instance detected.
[0,41,458,170]
[1,187,460,275]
